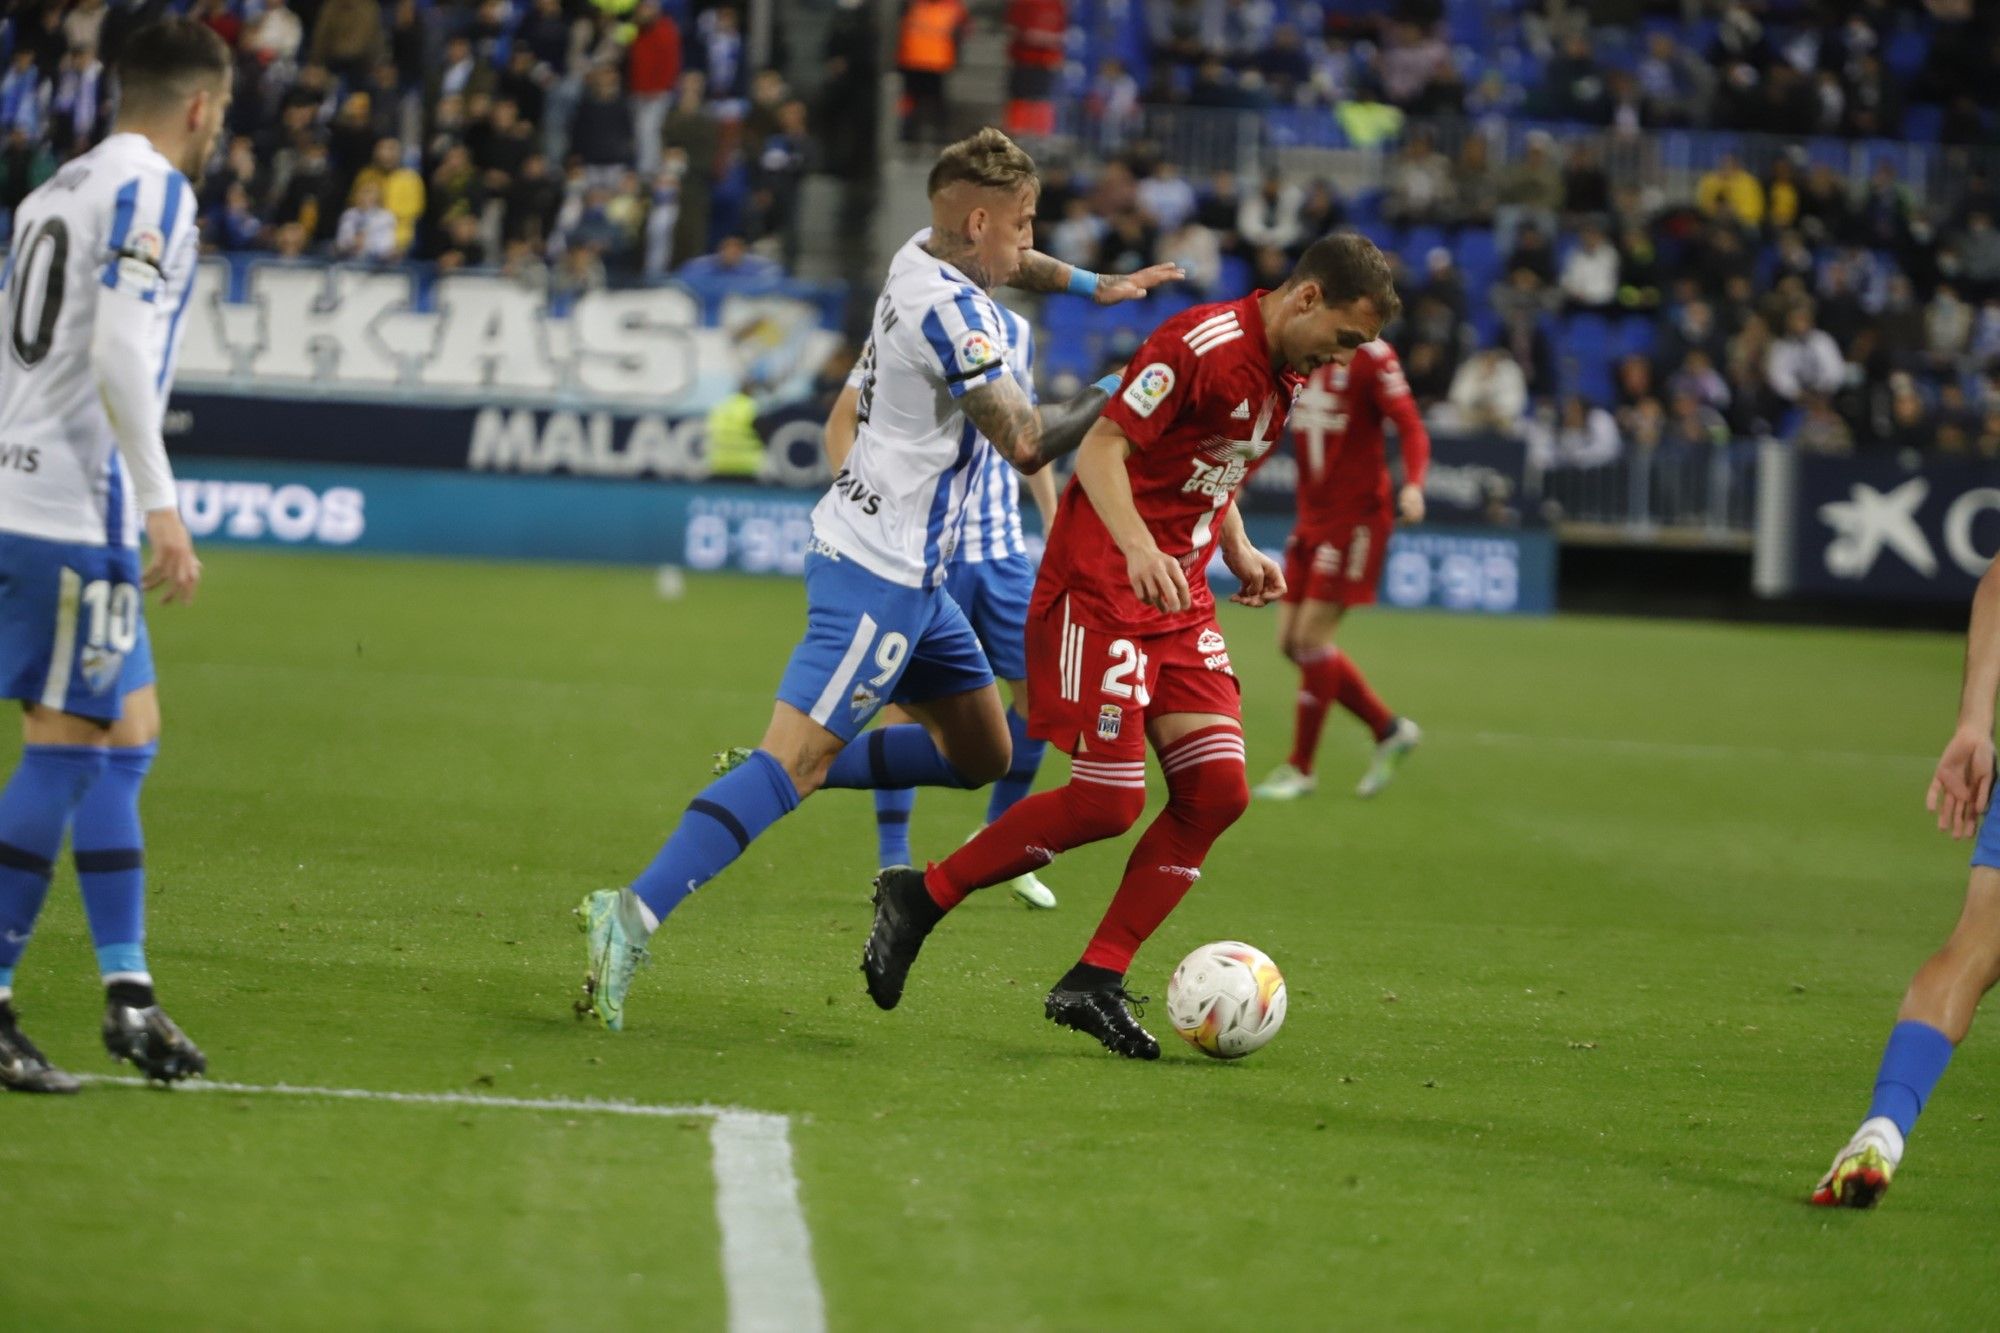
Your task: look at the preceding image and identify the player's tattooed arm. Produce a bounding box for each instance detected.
[960,374,1113,476]
[1006,250,1187,305]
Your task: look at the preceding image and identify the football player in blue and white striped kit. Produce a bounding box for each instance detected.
[829,303,1063,909]
[576,129,1180,1029]
[0,21,229,1091]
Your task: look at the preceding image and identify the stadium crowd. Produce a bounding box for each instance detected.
[8,0,2000,463]
[0,0,841,290]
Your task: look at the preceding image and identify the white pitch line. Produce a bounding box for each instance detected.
[81,1075,826,1333]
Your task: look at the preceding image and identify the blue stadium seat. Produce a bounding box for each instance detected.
[1885,28,1930,81]
[1403,225,1448,268]
[1618,315,1657,361]
[1455,227,1500,294]
[1903,104,1944,144]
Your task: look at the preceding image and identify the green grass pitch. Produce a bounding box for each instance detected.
[5,549,2000,1329]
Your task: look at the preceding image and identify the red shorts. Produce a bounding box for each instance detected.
[1283,514,1391,607]
[1025,592,1241,760]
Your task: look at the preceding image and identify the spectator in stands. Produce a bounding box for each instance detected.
[1295,179,1343,248]
[627,1,683,178]
[0,50,47,140]
[1384,127,1452,226]
[351,138,425,257]
[1664,388,1729,451]
[1149,0,1223,75]
[1004,0,1065,137]
[1507,223,1558,288]
[897,0,968,144]
[1050,196,1104,270]
[277,136,341,242]
[1669,348,1731,414]
[1636,31,1705,127]
[1249,243,1290,291]
[1536,394,1623,468]
[1696,153,1763,230]
[1560,222,1619,311]
[1542,32,1608,125]
[694,6,749,113]
[210,183,265,254]
[1856,161,1912,250]
[1882,372,1934,452]
[552,239,608,297]
[1494,132,1562,257]
[1789,392,1854,454]
[642,154,685,278]
[663,71,718,269]
[1795,163,1851,248]
[1137,161,1198,234]
[680,233,783,285]
[337,181,401,263]
[1956,212,2000,302]
[48,47,103,159]
[1399,292,1468,406]
[1442,347,1529,437]
[310,0,387,88]
[1093,210,1157,277]
[1420,247,1468,320]
[1969,298,2000,370]
[1237,169,1302,252]
[244,0,304,66]
[1560,142,1610,223]
[573,65,637,178]
[1616,225,1661,309]
[1765,302,1845,404]
[1926,282,1973,370]
[507,151,563,248]
[1378,19,1449,110]
[750,99,808,271]
[1260,24,1314,106]
[1448,134,1495,232]
[1160,219,1221,296]
[1088,57,1142,146]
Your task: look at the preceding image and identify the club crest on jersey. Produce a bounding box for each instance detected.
[1197,628,1226,655]
[1122,363,1175,418]
[1096,704,1123,742]
[956,328,999,372]
[849,683,880,716]
[79,644,125,696]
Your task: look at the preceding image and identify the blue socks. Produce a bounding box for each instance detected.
[821,724,972,791]
[985,709,1045,825]
[631,749,800,926]
[73,742,155,979]
[1867,1019,1956,1139]
[874,787,915,867]
[0,745,107,976]
[869,711,1043,867]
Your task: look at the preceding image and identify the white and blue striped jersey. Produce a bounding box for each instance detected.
[0,133,199,549]
[845,302,1037,568]
[956,306,1035,564]
[812,231,1012,589]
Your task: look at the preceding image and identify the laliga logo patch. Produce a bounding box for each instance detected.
[957,328,999,372]
[78,644,125,695]
[1122,363,1175,418]
[124,226,165,266]
[1096,704,1123,742]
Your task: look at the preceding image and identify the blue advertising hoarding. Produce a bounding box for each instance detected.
[173,458,1556,613]
[1783,452,2000,603]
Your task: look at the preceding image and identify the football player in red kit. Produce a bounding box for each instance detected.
[861,235,1402,1058]
[1254,338,1430,802]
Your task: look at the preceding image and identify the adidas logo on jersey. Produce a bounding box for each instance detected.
[1230,400,1251,419]
[1183,310,1244,357]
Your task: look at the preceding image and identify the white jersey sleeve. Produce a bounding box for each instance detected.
[0,133,199,547]
[810,232,1014,589]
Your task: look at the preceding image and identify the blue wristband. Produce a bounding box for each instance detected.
[1067,267,1100,297]
[1092,373,1122,395]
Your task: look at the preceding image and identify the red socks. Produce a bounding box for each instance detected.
[1080,726,1249,975]
[924,757,1147,910]
[1290,647,1393,775]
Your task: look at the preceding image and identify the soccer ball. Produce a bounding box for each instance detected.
[1166,941,1288,1059]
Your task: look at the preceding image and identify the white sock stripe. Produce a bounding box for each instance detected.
[1071,762,1148,777]
[1072,765,1147,779]
[1160,737,1246,772]
[1162,733,1245,760]
[1072,775,1149,789]
[1161,753,1245,776]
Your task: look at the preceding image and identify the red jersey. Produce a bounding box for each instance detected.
[1287,340,1430,526]
[1035,292,1303,635]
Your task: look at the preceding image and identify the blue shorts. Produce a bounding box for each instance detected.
[944,553,1034,683]
[1974,780,2000,870]
[0,532,154,722]
[776,551,995,741]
